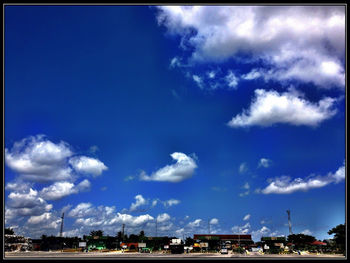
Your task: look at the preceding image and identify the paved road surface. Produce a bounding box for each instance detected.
[5,251,346,258]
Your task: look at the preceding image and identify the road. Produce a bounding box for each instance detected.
[4,251,346,258]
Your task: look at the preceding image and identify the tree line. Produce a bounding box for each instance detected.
[5,223,345,253]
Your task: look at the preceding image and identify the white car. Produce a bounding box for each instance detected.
[220,248,228,254]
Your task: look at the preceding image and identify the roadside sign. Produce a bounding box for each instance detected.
[78,242,86,247]
[171,239,181,244]
[164,245,169,249]
[200,242,208,248]
[138,243,146,248]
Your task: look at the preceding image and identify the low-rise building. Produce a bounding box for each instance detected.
[193,234,254,249]
[261,236,287,253]
[5,234,32,252]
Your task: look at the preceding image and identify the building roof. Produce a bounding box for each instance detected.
[310,241,327,246]
[261,236,286,241]
[193,234,252,240]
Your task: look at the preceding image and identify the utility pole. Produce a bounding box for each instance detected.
[208,219,211,234]
[122,224,125,242]
[155,218,158,237]
[286,209,293,235]
[60,213,64,237]
[59,212,64,252]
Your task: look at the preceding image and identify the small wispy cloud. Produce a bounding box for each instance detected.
[258,158,272,168]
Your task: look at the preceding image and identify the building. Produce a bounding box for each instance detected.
[260,236,287,253]
[85,236,108,250]
[5,234,32,252]
[193,234,254,249]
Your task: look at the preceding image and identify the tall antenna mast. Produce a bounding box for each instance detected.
[122,224,125,241]
[60,213,64,237]
[286,209,293,235]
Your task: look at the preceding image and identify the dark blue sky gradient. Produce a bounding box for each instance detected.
[5,6,345,240]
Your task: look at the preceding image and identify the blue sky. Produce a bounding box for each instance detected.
[4,5,345,241]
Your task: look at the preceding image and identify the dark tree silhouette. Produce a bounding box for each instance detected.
[5,228,15,235]
[90,230,104,237]
[287,234,316,249]
[328,224,345,253]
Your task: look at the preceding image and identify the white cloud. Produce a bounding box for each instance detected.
[262,176,328,194]
[261,163,345,194]
[156,6,345,88]
[124,175,135,182]
[228,89,337,128]
[170,56,184,68]
[69,156,108,177]
[192,74,203,89]
[210,218,219,225]
[239,191,249,197]
[301,229,313,235]
[39,179,91,201]
[129,195,148,212]
[151,200,158,207]
[175,228,185,236]
[225,71,239,89]
[91,213,154,228]
[61,204,72,214]
[243,214,251,221]
[8,188,48,210]
[28,212,53,225]
[188,219,202,228]
[5,135,108,182]
[232,222,251,234]
[76,179,91,191]
[157,213,171,223]
[207,70,216,79]
[89,145,99,153]
[251,226,271,241]
[158,223,174,232]
[140,152,197,183]
[239,163,248,174]
[241,69,261,80]
[330,163,345,183]
[68,203,96,218]
[242,182,250,190]
[5,135,73,182]
[5,181,32,192]
[239,183,250,197]
[61,228,83,237]
[258,158,272,168]
[163,199,181,207]
[39,182,75,201]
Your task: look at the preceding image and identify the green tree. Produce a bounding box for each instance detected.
[5,228,15,235]
[328,224,345,253]
[138,230,146,242]
[185,237,194,246]
[128,234,139,242]
[90,230,104,237]
[287,234,316,249]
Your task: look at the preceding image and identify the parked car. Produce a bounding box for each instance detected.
[140,248,151,253]
[220,248,228,254]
